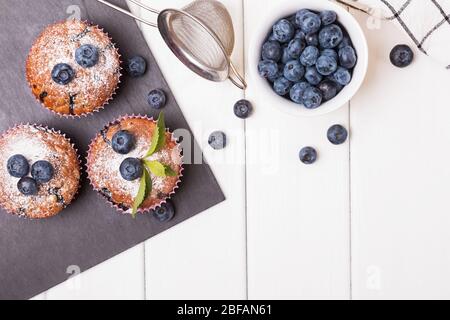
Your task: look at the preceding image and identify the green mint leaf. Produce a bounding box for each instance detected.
[131,168,152,218]
[144,160,177,178]
[145,112,166,158]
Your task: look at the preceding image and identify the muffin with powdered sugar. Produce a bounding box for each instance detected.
[26,19,121,117]
[0,125,80,219]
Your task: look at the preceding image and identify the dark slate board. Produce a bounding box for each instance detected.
[0,0,225,300]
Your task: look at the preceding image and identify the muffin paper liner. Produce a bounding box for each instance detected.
[0,123,82,219]
[26,20,122,119]
[86,114,184,216]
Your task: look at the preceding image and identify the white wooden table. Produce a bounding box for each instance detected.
[33,0,450,300]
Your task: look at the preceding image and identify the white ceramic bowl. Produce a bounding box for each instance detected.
[248,0,368,117]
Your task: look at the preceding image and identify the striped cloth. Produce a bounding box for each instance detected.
[338,0,450,69]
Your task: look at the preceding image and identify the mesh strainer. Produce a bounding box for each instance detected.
[97,0,247,89]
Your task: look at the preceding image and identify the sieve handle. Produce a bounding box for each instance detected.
[228,61,247,90]
[96,0,159,28]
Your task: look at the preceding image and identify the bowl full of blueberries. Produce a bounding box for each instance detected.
[250,0,368,116]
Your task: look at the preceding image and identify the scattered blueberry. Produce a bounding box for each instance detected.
[320,10,337,26]
[318,80,338,101]
[262,41,282,62]
[296,11,321,34]
[126,56,147,77]
[112,130,135,154]
[258,60,279,79]
[208,131,226,150]
[305,33,319,46]
[272,19,295,43]
[51,63,74,85]
[300,46,319,67]
[339,46,357,69]
[390,44,414,68]
[321,48,338,60]
[147,89,166,109]
[75,44,99,68]
[31,160,54,183]
[316,55,338,76]
[319,24,343,49]
[17,177,38,196]
[287,38,305,59]
[234,99,253,119]
[333,67,352,86]
[284,60,305,82]
[299,147,317,164]
[290,82,310,104]
[119,158,143,181]
[274,77,292,96]
[302,86,323,109]
[305,66,322,85]
[7,155,29,178]
[327,124,348,145]
[152,200,175,222]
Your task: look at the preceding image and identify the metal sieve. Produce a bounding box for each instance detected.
[97,0,247,89]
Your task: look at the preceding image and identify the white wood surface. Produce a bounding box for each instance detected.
[36,1,450,300]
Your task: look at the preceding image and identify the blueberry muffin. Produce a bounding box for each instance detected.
[0,125,80,219]
[87,115,183,214]
[26,19,121,116]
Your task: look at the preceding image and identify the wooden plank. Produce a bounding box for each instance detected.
[244,0,351,299]
[138,0,248,299]
[350,9,450,299]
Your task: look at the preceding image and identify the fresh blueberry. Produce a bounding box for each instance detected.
[333,67,352,85]
[112,130,135,154]
[272,19,295,43]
[321,49,338,60]
[273,77,292,96]
[302,86,323,109]
[290,82,310,104]
[31,160,54,183]
[294,9,311,27]
[7,155,29,178]
[339,46,357,69]
[147,89,166,109]
[234,99,253,119]
[287,38,306,59]
[208,131,226,150]
[320,10,337,26]
[51,63,75,85]
[17,177,38,196]
[390,44,414,68]
[268,64,284,82]
[283,60,305,82]
[294,29,306,40]
[318,80,338,101]
[262,41,282,62]
[119,158,143,181]
[281,46,292,64]
[305,33,319,46]
[327,124,348,145]
[267,33,277,42]
[296,11,321,34]
[126,56,147,77]
[326,75,344,92]
[338,36,353,49]
[75,44,99,68]
[152,200,175,222]
[299,147,317,164]
[305,66,323,85]
[316,55,338,76]
[319,24,343,49]
[258,60,279,79]
[300,46,319,67]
